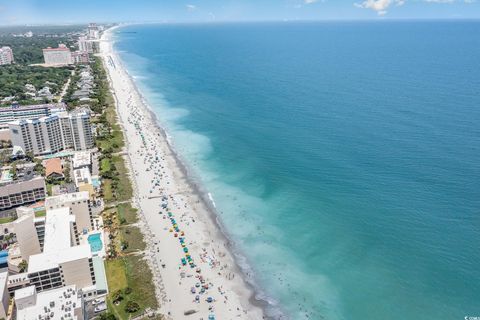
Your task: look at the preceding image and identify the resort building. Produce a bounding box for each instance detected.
[78,36,93,53]
[42,44,73,66]
[0,103,66,130]
[27,208,95,292]
[8,110,94,156]
[0,46,14,65]
[15,285,85,320]
[87,23,100,40]
[0,176,46,211]
[45,191,93,231]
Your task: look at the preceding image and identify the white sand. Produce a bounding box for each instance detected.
[99,27,265,320]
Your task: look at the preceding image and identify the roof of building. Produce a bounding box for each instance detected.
[16,285,83,320]
[28,205,92,273]
[73,167,92,187]
[28,245,91,273]
[43,207,74,254]
[72,151,91,169]
[14,284,35,300]
[44,158,63,178]
[44,191,89,209]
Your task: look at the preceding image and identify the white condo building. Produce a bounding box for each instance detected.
[8,110,94,156]
[42,44,72,66]
[78,36,93,53]
[0,46,14,65]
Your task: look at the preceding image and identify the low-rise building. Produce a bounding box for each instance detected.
[44,158,64,180]
[73,167,95,198]
[0,176,46,210]
[15,285,85,320]
[72,151,92,170]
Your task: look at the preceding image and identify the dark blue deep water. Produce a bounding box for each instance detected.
[115,21,480,320]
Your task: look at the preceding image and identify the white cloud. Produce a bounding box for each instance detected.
[304,0,318,3]
[354,0,405,14]
[186,4,196,11]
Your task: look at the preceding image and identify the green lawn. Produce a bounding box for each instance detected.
[34,210,46,218]
[105,259,128,293]
[101,158,112,173]
[0,216,15,224]
[120,226,146,253]
[105,256,158,319]
[112,155,132,202]
[117,203,138,224]
[103,179,114,202]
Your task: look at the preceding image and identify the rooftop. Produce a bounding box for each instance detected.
[44,191,89,209]
[16,285,83,320]
[73,167,91,187]
[44,158,63,178]
[28,245,91,273]
[43,207,74,254]
[72,151,91,169]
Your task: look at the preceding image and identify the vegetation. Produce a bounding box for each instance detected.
[89,53,160,319]
[19,260,28,272]
[105,255,158,319]
[34,210,46,218]
[0,65,71,104]
[0,27,81,64]
[0,217,15,224]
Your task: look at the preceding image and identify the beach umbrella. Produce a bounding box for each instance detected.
[206,297,213,303]
[183,247,188,253]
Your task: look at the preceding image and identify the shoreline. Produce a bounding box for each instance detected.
[100,25,278,319]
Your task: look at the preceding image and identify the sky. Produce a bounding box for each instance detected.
[0,0,479,25]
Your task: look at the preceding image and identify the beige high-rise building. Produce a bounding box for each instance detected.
[8,110,94,156]
[42,44,72,66]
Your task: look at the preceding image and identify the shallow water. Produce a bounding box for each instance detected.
[115,21,480,320]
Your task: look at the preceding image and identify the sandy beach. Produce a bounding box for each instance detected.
[99,26,266,320]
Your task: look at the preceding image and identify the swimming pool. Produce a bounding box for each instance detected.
[88,233,103,253]
[92,177,101,188]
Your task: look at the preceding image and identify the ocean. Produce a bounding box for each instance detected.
[114,21,480,320]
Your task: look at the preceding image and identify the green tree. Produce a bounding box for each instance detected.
[19,260,28,272]
[124,301,140,313]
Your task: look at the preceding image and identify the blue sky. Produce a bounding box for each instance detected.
[0,0,479,25]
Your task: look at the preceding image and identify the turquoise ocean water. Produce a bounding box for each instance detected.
[114,22,480,320]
